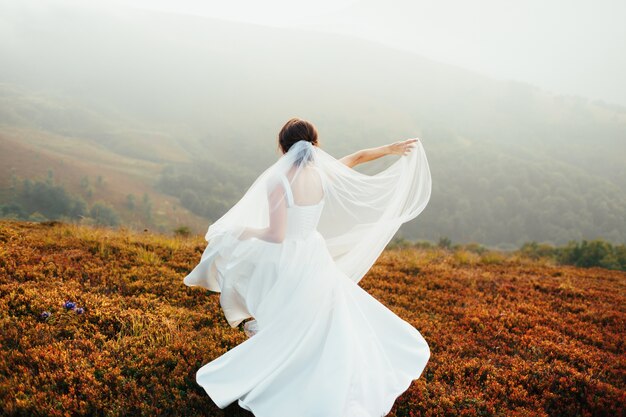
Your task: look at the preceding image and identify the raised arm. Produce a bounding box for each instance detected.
[339,138,418,168]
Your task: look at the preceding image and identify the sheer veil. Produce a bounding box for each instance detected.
[183,138,432,292]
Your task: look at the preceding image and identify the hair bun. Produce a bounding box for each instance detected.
[278,118,318,154]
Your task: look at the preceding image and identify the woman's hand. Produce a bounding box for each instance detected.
[339,137,420,168]
[387,138,418,156]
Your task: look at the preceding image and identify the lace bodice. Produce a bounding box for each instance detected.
[279,174,325,240]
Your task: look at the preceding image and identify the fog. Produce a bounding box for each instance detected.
[125,0,626,107]
[0,0,624,248]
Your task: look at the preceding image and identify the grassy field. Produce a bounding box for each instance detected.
[0,219,624,416]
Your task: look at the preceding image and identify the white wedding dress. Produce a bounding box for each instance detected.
[184,160,431,417]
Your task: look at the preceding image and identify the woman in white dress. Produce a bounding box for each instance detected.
[183,117,432,417]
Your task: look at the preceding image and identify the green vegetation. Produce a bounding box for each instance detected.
[156,159,252,222]
[126,193,136,210]
[399,140,626,249]
[0,173,121,227]
[89,201,120,226]
[520,239,626,271]
[173,225,192,237]
[3,176,87,221]
[389,237,626,272]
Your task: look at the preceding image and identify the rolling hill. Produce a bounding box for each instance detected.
[0,0,624,248]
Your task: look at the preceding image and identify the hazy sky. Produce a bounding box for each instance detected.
[120,0,626,106]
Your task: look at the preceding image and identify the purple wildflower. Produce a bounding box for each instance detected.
[75,307,84,315]
[40,311,51,319]
[64,301,76,310]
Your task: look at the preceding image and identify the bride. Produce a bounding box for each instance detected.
[183,117,432,417]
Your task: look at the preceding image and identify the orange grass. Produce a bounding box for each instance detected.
[0,219,624,416]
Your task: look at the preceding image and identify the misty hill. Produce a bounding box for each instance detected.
[0,1,624,248]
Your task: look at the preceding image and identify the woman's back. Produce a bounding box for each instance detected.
[285,164,324,206]
[280,165,326,240]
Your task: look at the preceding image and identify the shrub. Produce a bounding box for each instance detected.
[557,239,625,270]
[518,239,626,271]
[438,236,452,249]
[173,226,192,238]
[479,250,506,265]
[89,201,121,226]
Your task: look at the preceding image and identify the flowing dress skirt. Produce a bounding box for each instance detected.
[184,229,430,417]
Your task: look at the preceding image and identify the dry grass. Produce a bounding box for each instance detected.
[1,219,624,416]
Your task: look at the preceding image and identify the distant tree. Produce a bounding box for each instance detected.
[9,168,18,197]
[89,201,120,226]
[22,178,32,196]
[142,192,152,221]
[438,236,452,249]
[558,239,614,269]
[0,202,27,219]
[519,239,626,271]
[70,197,88,218]
[126,194,136,210]
[180,189,200,213]
[519,241,556,260]
[19,178,86,220]
[174,225,191,237]
[155,158,251,221]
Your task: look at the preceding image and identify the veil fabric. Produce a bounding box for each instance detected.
[183,138,431,293]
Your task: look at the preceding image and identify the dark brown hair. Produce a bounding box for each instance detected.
[278,117,319,154]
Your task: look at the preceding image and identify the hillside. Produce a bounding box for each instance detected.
[0,83,212,234]
[0,219,624,416]
[1,1,625,248]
